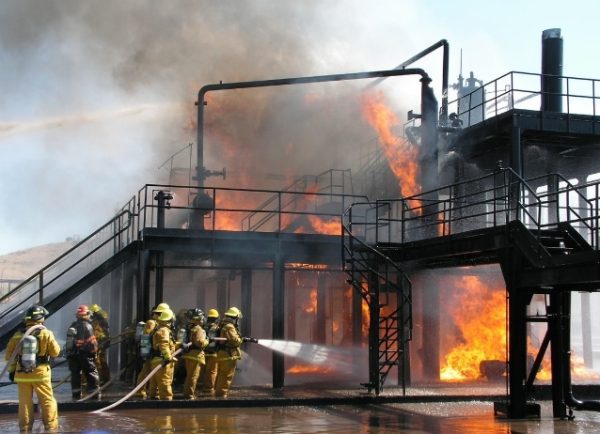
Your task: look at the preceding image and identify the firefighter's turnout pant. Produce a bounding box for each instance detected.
[215,351,239,398]
[201,352,218,395]
[16,364,58,431]
[68,351,99,398]
[150,357,174,400]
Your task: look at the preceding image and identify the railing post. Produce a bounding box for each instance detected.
[38,271,44,306]
[278,192,282,232]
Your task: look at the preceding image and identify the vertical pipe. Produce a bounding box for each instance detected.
[541,28,563,112]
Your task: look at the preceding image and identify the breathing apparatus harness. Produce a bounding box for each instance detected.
[17,326,50,372]
[0,323,46,381]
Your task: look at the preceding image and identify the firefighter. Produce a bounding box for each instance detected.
[5,305,61,432]
[90,303,110,385]
[174,308,191,386]
[149,307,177,400]
[214,306,244,398]
[181,308,209,399]
[145,303,171,399]
[200,308,220,396]
[66,304,100,400]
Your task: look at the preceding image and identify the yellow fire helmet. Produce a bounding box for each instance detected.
[89,304,102,313]
[224,307,242,319]
[156,308,174,323]
[207,308,219,319]
[152,302,170,314]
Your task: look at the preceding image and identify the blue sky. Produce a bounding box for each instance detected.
[1,0,598,256]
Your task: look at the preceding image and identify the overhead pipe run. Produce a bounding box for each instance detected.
[196,68,434,189]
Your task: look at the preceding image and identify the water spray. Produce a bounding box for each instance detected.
[255,339,356,374]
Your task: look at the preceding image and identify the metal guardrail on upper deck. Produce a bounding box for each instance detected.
[1,181,364,329]
[344,168,600,250]
[448,71,600,129]
[136,181,366,235]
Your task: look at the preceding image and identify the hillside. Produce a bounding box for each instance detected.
[0,240,78,282]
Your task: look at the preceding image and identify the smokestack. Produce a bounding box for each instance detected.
[541,28,563,112]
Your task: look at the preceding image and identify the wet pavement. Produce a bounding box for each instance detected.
[0,369,600,433]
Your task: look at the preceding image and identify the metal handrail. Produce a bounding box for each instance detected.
[344,167,600,253]
[447,71,600,128]
[241,169,353,232]
[0,210,135,323]
[135,183,367,234]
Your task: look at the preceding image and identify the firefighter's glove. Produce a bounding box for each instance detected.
[161,356,177,367]
[243,337,258,344]
[8,371,15,383]
[182,342,192,352]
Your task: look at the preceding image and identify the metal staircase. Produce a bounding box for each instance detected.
[342,201,412,395]
[0,201,138,348]
[341,166,600,415]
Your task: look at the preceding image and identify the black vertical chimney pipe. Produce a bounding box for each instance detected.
[541,28,563,112]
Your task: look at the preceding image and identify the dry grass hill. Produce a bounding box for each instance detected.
[0,240,77,283]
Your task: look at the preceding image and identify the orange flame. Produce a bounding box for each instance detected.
[304,288,317,313]
[361,296,370,337]
[306,215,340,235]
[440,275,507,381]
[361,91,421,203]
[287,364,333,374]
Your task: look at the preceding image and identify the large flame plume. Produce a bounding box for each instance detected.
[360,90,421,201]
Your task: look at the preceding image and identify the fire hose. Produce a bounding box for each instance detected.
[78,363,132,402]
[92,347,184,413]
[52,336,128,391]
[92,337,258,412]
[0,324,45,382]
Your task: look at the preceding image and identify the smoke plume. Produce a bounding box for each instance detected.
[0,1,422,255]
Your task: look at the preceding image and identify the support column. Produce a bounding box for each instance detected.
[316,272,327,344]
[421,273,440,380]
[549,290,568,419]
[195,270,205,308]
[139,250,152,320]
[108,263,122,373]
[510,125,523,177]
[367,264,380,394]
[216,272,227,316]
[352,282,363,379]
[241,269,252,337]
[272,256,285,389]
[508,288,530,418]
[398,273,412,389]
[581,292,593,368]
[352,285,363,347]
